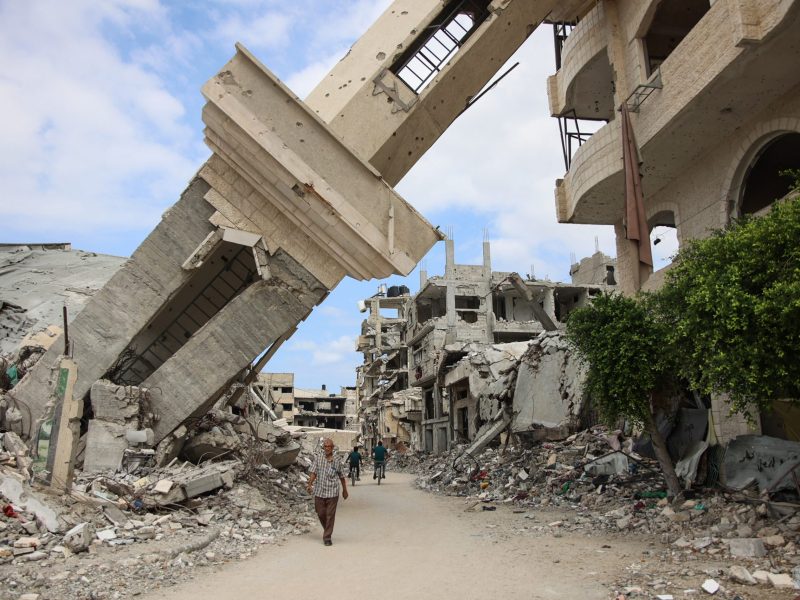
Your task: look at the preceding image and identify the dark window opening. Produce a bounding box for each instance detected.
[455,295,480,309]
[643,1,710,77]
[457,311,479,324]
[492,294,507,320]
[457,407,469,440]
[390,0,492,94]
[416,295,446,323]
[424,388,435,420]
[740,133,800,215]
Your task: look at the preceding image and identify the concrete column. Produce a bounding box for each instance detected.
[444,239,455,278]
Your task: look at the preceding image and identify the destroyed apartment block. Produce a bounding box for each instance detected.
[10,44,442,464]
[357,237,614,454]
[10,0,566,476]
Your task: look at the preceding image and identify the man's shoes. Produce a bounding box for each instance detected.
[324,539,332,546]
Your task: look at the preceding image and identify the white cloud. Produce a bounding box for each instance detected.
[289,335,358,366]
[212,11,293,52]
[0,1,200,244]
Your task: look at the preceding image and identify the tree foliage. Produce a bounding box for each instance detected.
[565,292,674,427]
[657,194,800,417]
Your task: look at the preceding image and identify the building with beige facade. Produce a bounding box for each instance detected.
[547,0,800,441]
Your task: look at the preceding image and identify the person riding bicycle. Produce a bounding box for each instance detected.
[371,440,390,480]
[347,446,363,481]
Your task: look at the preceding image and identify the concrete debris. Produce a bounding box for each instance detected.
[1,435,324,597]
[395,423,800,598]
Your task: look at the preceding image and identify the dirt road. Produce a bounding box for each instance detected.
[145,473,651,600]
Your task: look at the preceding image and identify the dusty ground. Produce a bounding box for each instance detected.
[135,473,796,600]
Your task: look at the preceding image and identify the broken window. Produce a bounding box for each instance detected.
[454,295,480,309]
[492,293,507,320]
[390,0,491,93]
[424,388,435,420]
[739,133,800,216]
[642,0,710,77]
[456,311,479,324]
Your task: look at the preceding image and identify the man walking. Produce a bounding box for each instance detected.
[306,438,348,546]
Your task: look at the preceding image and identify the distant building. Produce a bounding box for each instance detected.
[254,373,295,423]
[356,238,615,453]
[294,385,348,430]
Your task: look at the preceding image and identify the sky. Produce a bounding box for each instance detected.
[0,0,678,391]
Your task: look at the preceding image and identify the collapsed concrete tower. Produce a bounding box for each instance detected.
[13,0,565,443]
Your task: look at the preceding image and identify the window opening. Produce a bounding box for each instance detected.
[643,1,710,77]
[390,0,491,94]
[455,295,480,309]
[740,133,800,216]
[114,244,256,385]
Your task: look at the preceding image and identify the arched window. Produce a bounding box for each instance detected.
[649,210,678,270]
[739,133,800,216]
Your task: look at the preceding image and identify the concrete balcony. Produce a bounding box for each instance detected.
[548,3,614,120]
[556,0,800,225]
[556,116,623,224]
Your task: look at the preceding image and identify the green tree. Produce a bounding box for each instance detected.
[657,192,800,419]
[566,292,683,497]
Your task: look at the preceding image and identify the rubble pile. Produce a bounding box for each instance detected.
[398,427,800,596]
[0,429,319,599]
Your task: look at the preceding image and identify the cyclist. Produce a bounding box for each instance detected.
[372,440,390,480]
[347,445,363,481]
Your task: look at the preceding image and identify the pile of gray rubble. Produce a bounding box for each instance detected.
[397,427,800,597]
[0,342,328,599]
[1,425,319,599]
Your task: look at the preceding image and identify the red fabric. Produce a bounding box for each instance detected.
[620,103,653,267]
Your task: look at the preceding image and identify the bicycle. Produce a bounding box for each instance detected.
[348,463,359,487]
[373,460,386,485]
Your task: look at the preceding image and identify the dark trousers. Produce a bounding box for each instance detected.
[348,462,360,478]
[314,495,339,541]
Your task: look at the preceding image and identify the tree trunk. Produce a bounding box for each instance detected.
[643,406,683,499]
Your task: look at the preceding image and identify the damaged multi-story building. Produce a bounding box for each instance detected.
[252,375,357,430]
[547,0,800,443]
[9,0,584,478]
[356,238,615,453]
[4,0,796,491]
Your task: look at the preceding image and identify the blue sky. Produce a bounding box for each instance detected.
[0,1,679,390]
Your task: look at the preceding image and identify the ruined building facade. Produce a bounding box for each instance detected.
[548,0,800,441]
[11,0,583,454]
[357,239,614,453]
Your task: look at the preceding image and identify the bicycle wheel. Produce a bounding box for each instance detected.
[377,468,381,485]
[350,468,356,487]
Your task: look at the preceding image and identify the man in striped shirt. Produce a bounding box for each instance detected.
[306,438,348,546]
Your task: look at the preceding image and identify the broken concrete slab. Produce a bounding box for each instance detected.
[268,441,301,469]
[727,537,767,558]
[90,380,143,424]
[83,420,127,473]
[513,332,587,437]
[0,475,62,532]
[181,430,241,464]
[722,435,800,492]
[62,522,95,553]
